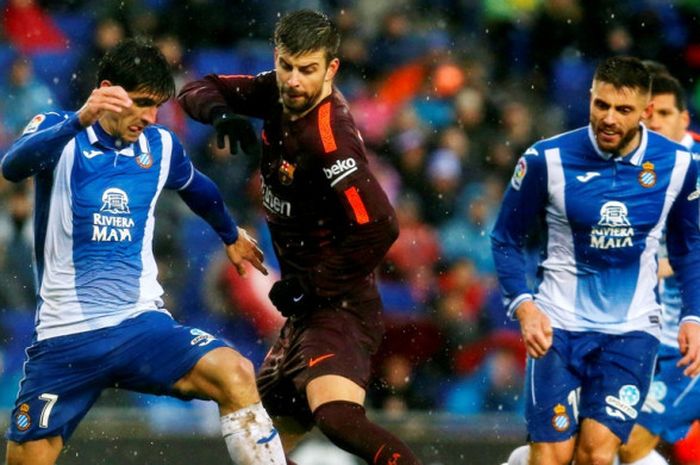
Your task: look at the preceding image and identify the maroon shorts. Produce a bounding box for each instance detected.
[256,297,384,429]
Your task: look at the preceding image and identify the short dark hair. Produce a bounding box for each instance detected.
[651,73,687,111]
[97,37,175,101]
[593,56,651,94]
[274,10,340,63]
[642,59,669,76]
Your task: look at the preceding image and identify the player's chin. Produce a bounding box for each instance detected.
[283,96,309,110]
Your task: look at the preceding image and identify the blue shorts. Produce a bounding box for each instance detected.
[525,329,658,443]
[636,344,700,443]
[6,312,227,443]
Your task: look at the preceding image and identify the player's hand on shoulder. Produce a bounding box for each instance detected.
[212,108,260,157]
[678,320,700,377]
[515,300,553,359]
[225,227,267,277]
[78,86,133,127]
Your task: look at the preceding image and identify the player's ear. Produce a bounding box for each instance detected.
[642,99,654,122]
[325,57,339,82]
[99,80,112,89]
[681,110,690,131]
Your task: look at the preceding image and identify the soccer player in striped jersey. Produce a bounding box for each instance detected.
[2,38,285,465]
[491,56,700,465]
[178,9,422,465]
[618,72,700,465]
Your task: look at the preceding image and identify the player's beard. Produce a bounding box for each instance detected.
[281,86,323,115]
[593,122,639,155]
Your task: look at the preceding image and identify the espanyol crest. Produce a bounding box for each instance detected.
[638,161,656,188]
[136,152,153,169]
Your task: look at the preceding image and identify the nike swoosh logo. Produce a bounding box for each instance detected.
[83,149,104,159]
[292,294,304,302]
[576,171,600,182]
[309,353,335,367]
[256,428,278,444]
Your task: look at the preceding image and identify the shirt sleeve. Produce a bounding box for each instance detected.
[177,71,279,122]
[666,155,700,323]
[164,134,195,190]
[306,110,399,298]
[490,149,549,318]
[1,112,82,182]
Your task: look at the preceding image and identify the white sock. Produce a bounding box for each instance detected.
[507,445,531,465]
[621,450,669,465]
[220,402,286,465]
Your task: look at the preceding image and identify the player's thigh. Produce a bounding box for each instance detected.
[524,331,580,444]
[575,418,621,465]
[306,374,365,413]
[6,437,63,465]
[579,331,658,444]
[618,424,659,464]
[7,333,110,445]
[172,346,258,406]
[113,314,233,399]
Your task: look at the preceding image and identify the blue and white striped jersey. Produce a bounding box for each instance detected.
[658,132,700,347]
[1,111,194,340]
[491,125,700,337]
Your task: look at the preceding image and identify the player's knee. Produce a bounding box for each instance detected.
[618,443,636,464]
[6,440,57,465]
[220,351,256,389]
[575,444,617,465]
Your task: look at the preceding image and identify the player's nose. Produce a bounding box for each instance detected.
[142,106,158,125]
[287,69,301,87]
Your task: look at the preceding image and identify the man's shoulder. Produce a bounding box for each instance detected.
[25,110,73,130]
[524,126,589,157]
[646,130,688,154]
[302,93,361,156]
[143,124,182,146]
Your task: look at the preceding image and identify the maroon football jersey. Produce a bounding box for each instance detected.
[178,72,398,302]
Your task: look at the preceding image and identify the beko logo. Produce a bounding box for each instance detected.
[323,158,358,187]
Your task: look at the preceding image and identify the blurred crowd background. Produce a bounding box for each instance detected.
[1,0,700,427]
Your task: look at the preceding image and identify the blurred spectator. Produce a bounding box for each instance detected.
[2,0,68,54]
[204,250,284,342]
[155,33,192,140]
[529,0,583,90]
[369,8,426,73]
[0,182,35,310]
[422,148,463,224]
[190,133,259,222]
[443,345,525,416]
[384,193,441,305]
[439,189,496,273]
[385,106,430,197]
[0,55,59,137]
[70,17,125,107]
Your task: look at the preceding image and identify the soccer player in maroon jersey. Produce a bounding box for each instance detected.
[178,9,422,465]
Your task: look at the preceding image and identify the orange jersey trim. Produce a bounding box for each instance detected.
[344,187,370,224]
[219,74,254,79]
[318,102,337,153]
